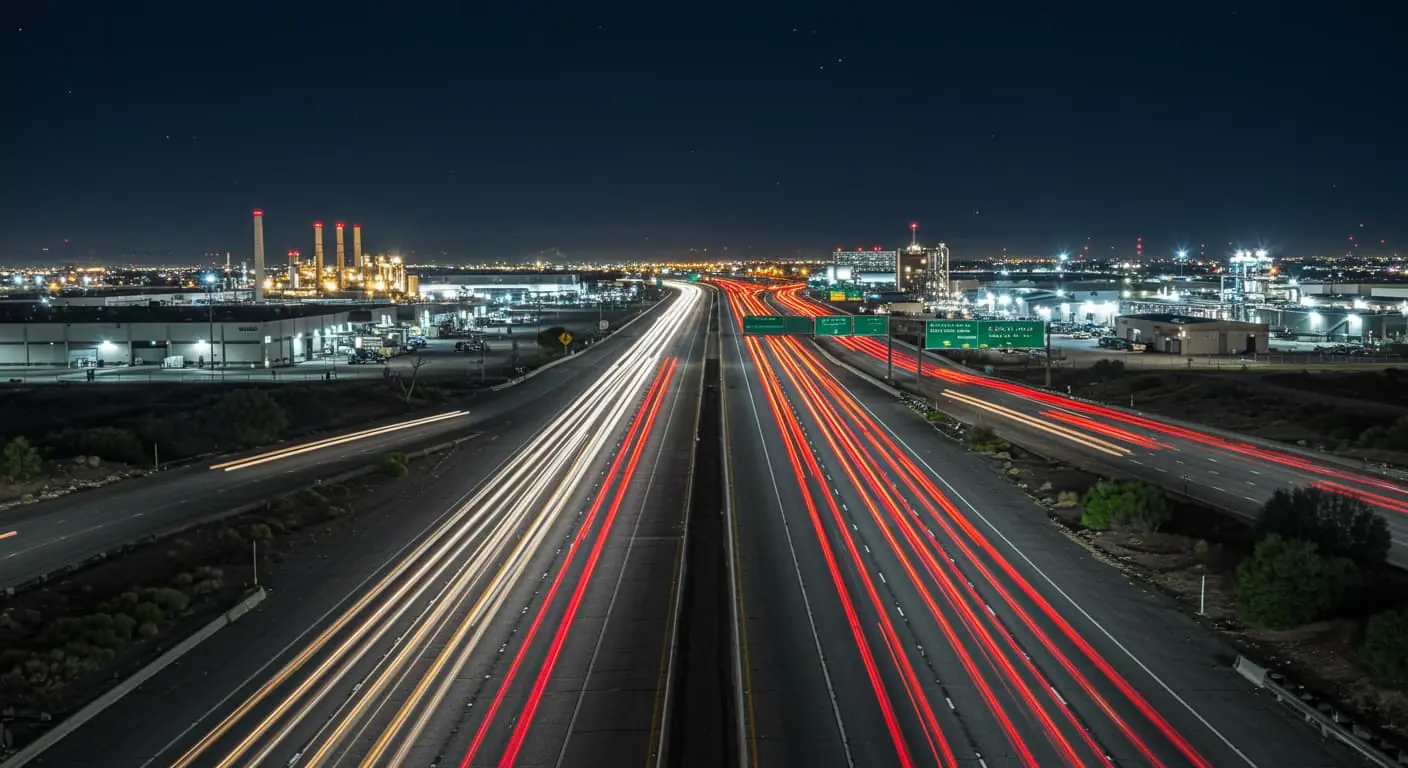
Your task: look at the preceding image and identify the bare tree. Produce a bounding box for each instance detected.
[398,355,430,402]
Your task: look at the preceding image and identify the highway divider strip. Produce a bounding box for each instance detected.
[2,587,269,768]
[490,296,669,392]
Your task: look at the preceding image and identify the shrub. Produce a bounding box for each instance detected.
[1236,534,1357,629]
[147,587,190,614]
[380,453,409,477]
[203,389,289,447]
[44,426,147,465]
[136,622,160,639]
[129,602,165,625]
[1255,487,1391,569]
[1359,608,1408,685]
[1080,479,1172,533]
[1,436,44,482]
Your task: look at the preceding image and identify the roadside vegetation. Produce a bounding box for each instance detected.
[908,396,1408,746]
[0,446,430,749]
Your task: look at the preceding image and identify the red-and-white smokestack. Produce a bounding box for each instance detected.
[252,210,266,302]
[313,222,325,287]
[287,249,301,289]
[335,223,346,290]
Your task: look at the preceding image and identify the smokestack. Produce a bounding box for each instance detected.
[313,222,325,290]
[252,210,266,302]
[353,224,363,270]
[335,223,346,290]
[287,250,300,289]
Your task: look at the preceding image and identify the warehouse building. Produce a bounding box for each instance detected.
[0,303,398,369]
[1113,313,1270,356]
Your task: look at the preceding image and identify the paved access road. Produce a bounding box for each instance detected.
[719,281,1360,767]
[765,284,1408,569]
[0,302,670,591]
[30,281,709,768]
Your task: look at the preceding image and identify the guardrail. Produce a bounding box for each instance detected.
[1233,655,1406,766]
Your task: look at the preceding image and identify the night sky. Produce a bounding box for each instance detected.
[1,2,1402,265]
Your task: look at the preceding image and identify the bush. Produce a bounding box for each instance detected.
[44,426,147,465]
[1080,479,1172,533]
[203,389,290,447]
[381,452,410,477]
[146,587,190,614]
[1236,534,1357,629]
[1255,487,1391,569]
[1359,609,1408,685]
[1,436,44,482]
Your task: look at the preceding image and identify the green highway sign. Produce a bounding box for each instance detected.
[814,315,853,337]
[742,315,814,336]
[924,319,1046,349]
[979,320,1045,348]
[655,277,664,287]
[844,288,863,301]
[924,319,980,349]
[853,315,889,336]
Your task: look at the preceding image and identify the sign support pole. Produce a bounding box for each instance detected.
[886,319,894,381]
[1045,322,1053,389]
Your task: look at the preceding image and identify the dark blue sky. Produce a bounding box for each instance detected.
[1,2,1402,264]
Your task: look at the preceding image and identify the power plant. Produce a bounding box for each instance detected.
[252,211,412,299]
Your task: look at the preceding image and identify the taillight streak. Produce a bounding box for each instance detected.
[495,358,679,767]
[770,338,1068,767]
[746,333,917,768]
[778,337,1215,767]
[459,360,675,767]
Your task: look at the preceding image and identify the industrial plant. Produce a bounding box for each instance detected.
[253,211,414,299]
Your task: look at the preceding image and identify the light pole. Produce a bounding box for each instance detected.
[204,273,217,370]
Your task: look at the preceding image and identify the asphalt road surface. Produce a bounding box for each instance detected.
[26,282,708,768]
[0,302,670,591]
[769,285,1408,570]
[719,281,1360,767]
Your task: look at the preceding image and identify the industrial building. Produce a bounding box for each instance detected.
[1113,313,1270,356]
[0,303,400,369]
[414,272,581,302]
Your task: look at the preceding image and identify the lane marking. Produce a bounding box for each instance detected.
[832,377,1263,768]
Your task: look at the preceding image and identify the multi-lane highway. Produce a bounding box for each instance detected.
[0,300,671,591]
[28,281,708,767]
[718,279,1360,767]
[762,282,1408,568]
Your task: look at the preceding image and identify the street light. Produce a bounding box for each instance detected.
[204,273,218,370]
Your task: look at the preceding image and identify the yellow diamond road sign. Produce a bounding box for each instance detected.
[559,331,574,346]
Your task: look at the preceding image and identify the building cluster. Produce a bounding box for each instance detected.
[253,212,414,298]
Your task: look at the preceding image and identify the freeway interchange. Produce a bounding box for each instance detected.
[0,278,1390,766]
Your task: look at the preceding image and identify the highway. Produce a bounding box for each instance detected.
[763,283,1408,569]
[719,280,1360,767]
[27,281,708,767]
[0,300,671,592]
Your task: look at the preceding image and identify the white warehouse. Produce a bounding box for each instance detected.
[0,303,399,369]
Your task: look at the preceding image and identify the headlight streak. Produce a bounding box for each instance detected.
[940,390,1131,458]
[721,280,1219,767]
[167,284,704,768]
[209,411,471,472]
